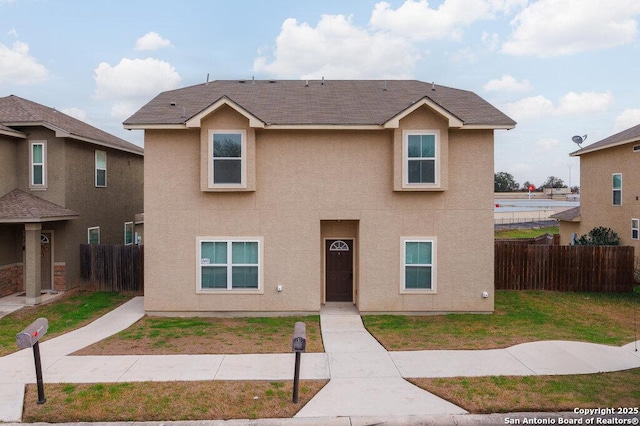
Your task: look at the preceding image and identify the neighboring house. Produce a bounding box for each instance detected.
[124,79,515,315]
[554,123,640,257]
[0,95,144,304]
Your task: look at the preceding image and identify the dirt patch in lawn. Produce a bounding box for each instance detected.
[73,315,324,355]
[24,380,328,422]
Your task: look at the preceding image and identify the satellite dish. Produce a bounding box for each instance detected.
[572,134,587,147]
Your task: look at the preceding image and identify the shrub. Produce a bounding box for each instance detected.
[575,226,620,246]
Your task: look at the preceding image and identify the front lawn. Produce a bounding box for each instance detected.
[362,289,639,350]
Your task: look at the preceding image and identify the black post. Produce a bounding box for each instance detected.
[292,351,301,403]
[32,341,46,404]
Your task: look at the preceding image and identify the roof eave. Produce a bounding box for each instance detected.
[571,137,639,157]
[0,215,80,224]
[3,121,143,156]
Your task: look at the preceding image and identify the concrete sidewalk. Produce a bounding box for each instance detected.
[1,297,639,423]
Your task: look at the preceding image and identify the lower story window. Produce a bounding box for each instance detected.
[88,227,100,244]
[402,238,436,292]
[198,238,261,290]
[632,219,639,240]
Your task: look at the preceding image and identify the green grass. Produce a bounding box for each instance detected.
[363,289,640,350]
[495,226,559,239]
[0,291,132,356]
[412,368,640,413]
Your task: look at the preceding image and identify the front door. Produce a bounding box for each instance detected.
[325,239,353,302]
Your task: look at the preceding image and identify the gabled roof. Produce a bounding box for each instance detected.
[124,80,516,130]
[0,189,79,223]
[571,123,640,156]
[0,95,143,155]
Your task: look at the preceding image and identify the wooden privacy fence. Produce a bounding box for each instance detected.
[495,244,634,292]
[80,244,144,292]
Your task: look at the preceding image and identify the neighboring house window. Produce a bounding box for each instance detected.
[88,227,100,244]
[210,131,245,187]
[124,222,134,245]
[198,238,261,291]
[401,238,436,292]
[95,150,107,187]
[30,141,46,188]
[632,219,639,240]
[612,173,622,206]
[404,131,438,186]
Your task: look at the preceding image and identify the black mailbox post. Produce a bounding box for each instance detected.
[291,321,306,403]
[16,318,48,404]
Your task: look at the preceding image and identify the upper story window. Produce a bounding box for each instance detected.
[95,150,107,187]
[403,131,439,187]
[30,141,47,189]
[612,173,622,206]
[209,131,246,188]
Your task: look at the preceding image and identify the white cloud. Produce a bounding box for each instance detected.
[556,91,613,115]
[253,15,419,79]
[0,40,49,85]
[7,28,18,37]
[483,74,532,92]
[536,137,560,152]
[502,0,640,57]
[93,57,181,119]
[369,0,496,41]
[481,31,500,51]
[135,32,172,51]
[503,95,554,120]
[613,108,640,132]
[503,91,613,121]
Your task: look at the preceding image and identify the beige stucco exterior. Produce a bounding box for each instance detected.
[144,103,496,314]
[562,143,640,261]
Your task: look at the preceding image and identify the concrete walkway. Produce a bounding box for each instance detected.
[1,297,639,423]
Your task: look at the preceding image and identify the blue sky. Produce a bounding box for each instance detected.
[2,0,639,189]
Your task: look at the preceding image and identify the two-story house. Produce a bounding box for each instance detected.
[554,123,640,263]
[124,79,515,315]
[0,95,144,304]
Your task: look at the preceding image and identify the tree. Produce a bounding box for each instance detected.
[575,227,620,246]
[494,172,519,192]
[541,176,566,188]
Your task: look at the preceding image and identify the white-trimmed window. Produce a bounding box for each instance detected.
[30,141,46,188]
[404,131,438,186]
[197,238,261,291]
[124,222,134,245]
[632,219,639,240]
[209,131,246,187]
[612,173,622,206]
[95,150,107,187]
[88,227,100,244]
[401,238,436,292]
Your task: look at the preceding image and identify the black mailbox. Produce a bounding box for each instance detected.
[292,321,306,352]
[16,318,48,349]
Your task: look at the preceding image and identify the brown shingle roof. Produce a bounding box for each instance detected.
[0,189,79,223]
[124,80,516,128]
[550,206,581,222]
[0,95,143,155]
[572,123,640,156]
